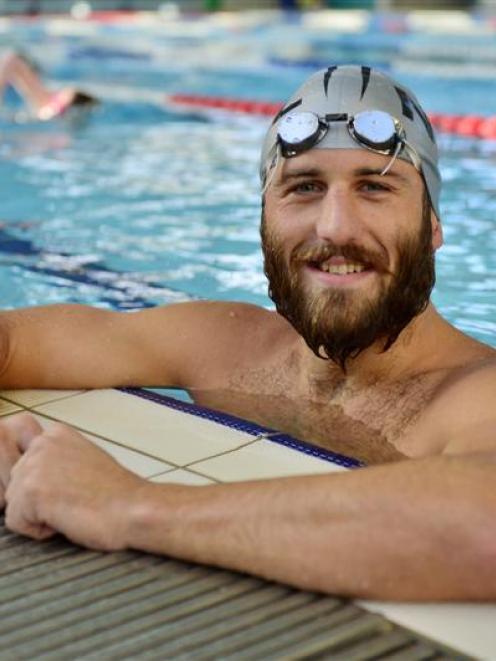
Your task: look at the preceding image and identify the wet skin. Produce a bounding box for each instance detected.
[0,148,494,600]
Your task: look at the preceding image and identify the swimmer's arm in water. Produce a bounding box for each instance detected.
[0,301,272,391]
[3,412,496,601]
[0,52,53,114]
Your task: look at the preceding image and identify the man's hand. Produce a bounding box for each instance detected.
[4,414,146,551]
[0,413,43,508]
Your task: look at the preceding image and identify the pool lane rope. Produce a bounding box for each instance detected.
[167,94,496,140]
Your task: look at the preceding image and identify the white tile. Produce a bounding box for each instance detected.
[191,439,346,482]
[359,602,496,660]
[0,389,84,407]
[34,389,256,465]
[21,413,175,478]
[88,436,174,478]
[150,469,214,486]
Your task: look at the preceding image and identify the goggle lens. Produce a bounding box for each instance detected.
[277,109,402,158]
[350,110,396,151]
[278,111,320,145]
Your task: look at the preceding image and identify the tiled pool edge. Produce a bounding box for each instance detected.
[119,387,364,470]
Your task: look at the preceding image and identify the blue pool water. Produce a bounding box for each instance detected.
[0,12,494,347]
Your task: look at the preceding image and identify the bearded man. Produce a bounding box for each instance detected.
[0,66,494,600]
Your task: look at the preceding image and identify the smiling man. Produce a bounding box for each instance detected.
[0,66,495,600]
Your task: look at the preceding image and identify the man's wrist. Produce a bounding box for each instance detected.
[124,480,190,555]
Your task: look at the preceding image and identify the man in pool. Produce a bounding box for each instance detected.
[0,65,494,601]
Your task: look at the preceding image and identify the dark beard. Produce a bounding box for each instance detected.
[261,192,435,371]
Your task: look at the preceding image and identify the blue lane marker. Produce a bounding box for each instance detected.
[119,387,365,470]
[0,227,189,309]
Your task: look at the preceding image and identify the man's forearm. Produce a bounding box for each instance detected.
[127,453,496,601]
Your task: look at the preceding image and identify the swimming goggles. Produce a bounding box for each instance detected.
[277,110,421,176]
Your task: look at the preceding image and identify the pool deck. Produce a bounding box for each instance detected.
[0,387,494,658]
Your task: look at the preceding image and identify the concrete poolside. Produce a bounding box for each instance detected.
[0,387,494,658]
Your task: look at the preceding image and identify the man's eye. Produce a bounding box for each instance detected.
[360,181,389,193]
[290,181,322,194]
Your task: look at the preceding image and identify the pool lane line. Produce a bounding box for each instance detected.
[0,226,189,309]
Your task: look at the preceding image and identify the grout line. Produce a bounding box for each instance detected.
[24,408,185,470]
[0,396,22,406]
[183,436,262,470]
[185,466,224,484]
[0,390,88,408]
[0,407,23,417]
[148,466,223,485]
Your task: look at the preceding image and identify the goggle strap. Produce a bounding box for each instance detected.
[403,138,422,171]
[262,143,281,194]
[380,141,402,176]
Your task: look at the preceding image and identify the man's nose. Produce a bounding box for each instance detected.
[315,188,361,245]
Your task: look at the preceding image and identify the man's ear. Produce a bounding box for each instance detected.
[431,209,443,251]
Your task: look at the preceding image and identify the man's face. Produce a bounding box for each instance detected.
[261,148,441,369]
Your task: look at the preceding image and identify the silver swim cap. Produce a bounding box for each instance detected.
[260,65,441,220]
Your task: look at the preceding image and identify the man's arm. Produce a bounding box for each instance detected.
[4,414,496,601]
[0,301,269,390]
[129,453,496,601]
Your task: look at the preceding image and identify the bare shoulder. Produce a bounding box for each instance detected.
[136,300,287,344]
[424,352,496,455]
[132,301,293,389]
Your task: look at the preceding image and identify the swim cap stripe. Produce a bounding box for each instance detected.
[323,66,337,96]
[360,66,371,99]
[394,86,415,121]
[271,98,302,126]
[411,98,435,141]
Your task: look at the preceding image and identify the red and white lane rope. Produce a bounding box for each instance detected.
[167,94,283,117]
[167,94,496,139]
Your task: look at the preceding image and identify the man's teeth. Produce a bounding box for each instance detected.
[318,262,365,274]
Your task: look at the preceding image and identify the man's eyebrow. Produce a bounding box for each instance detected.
[353,167,410,183]
[276,165,412,185]
[277,168,323,183]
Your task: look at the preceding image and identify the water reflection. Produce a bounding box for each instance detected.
[149,385,409,467]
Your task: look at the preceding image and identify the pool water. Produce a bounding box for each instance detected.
[0,13,494,347]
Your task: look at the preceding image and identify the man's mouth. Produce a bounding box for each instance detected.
[292,246,386,281]
[315,259,367,275]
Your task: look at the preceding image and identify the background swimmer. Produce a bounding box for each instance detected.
[0,50,98,121]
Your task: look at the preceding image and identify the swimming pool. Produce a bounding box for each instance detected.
[0,10,494,348]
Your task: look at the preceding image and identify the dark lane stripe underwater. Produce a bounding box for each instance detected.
[0,227,188,309]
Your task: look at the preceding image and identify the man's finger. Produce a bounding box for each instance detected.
[0,432,21,487]
[0,421,24,505]
[1,413,44,453]
[5,502,56,541]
